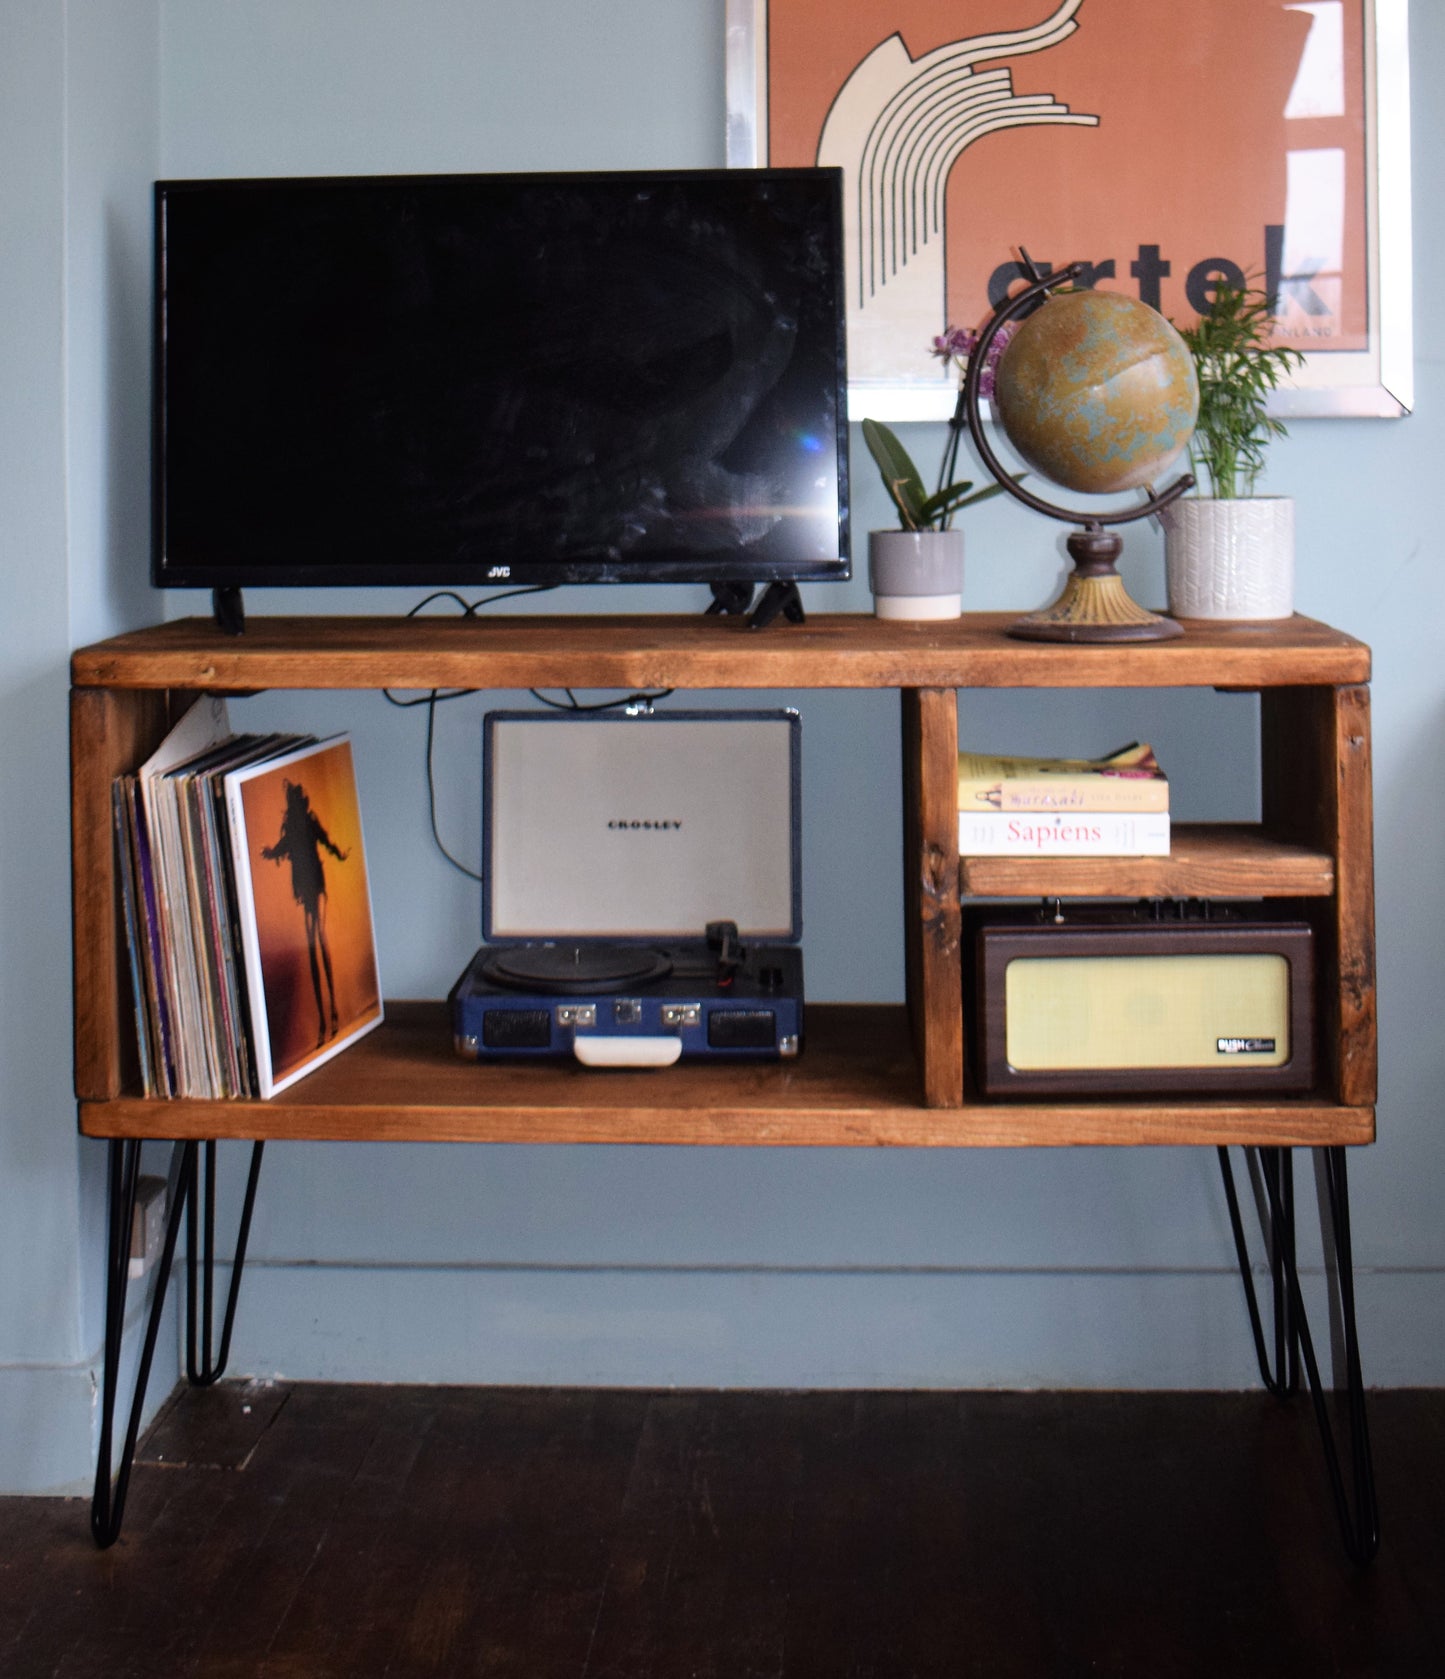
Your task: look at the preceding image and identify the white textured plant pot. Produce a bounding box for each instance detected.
[868,529,965,620]
[1163,497,1294,620]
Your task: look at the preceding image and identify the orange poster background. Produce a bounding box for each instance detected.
[764,0,1367,349]
[238,741,381,1085]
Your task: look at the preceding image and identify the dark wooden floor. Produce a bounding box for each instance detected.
[1,1382,1440,1678]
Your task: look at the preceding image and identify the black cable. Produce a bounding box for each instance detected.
[423,684,483,881]
[527,688,675,712]
[380,586,558,880]
[408,586,557,617]
[380,585,560,709]
[381,586,674,881]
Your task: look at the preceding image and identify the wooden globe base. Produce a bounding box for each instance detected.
[1008,529,1183,644]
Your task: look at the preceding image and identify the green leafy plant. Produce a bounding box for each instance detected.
[1176,282,1304,500]
[861,326,1017,531]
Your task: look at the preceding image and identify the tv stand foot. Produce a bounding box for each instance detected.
[212,587,246,635]
[705,581,755,617]
[747,580,806,630]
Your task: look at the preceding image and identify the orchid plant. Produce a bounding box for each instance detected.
[862,323,1018,532]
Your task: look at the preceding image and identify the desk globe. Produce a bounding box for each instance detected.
[965,260,1199,642]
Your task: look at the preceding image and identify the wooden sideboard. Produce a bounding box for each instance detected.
[71,610,1375,1149]
[72,610,1379,1558]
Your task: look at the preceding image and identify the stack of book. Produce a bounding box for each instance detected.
[956,741,1170,856]
[113,698,382,1099]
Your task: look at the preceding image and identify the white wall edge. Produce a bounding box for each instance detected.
[0,1290,178,1497]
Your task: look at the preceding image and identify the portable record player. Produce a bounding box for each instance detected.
[449,709,803,1066]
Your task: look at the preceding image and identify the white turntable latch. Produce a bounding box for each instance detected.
[573,1036,683,1068]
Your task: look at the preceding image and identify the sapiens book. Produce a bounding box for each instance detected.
[225,735,383,1097]
[958,810,1171,856]
[957,741,1169,814]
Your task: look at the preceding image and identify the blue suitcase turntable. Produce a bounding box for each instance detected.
[450,709,803,1067]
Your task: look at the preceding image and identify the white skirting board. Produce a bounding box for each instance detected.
[208,1263,1445,1394]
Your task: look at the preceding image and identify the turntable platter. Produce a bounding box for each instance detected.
[480,943,674,996]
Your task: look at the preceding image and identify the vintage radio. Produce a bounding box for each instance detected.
[966,905,1315,1097]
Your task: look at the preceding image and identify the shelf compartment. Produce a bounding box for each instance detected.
[76,1001,1373,1149]
[958,823,1335,900]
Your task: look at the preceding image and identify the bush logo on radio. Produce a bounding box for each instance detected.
[1218,1037,1277,1055]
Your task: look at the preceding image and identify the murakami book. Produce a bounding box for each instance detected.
[225,736,382,1097]
[957,741,1169,814]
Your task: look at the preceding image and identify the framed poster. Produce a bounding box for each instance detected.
[727,0,1412,419]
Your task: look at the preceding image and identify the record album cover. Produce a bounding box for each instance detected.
[225,736,382,1096]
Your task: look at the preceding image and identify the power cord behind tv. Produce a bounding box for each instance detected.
[382,589,672,882]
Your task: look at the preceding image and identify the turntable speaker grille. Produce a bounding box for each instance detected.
[482,1009,552,1050]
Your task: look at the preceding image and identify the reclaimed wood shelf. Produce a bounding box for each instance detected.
[960,824,1336,900]
[71,609,1371,693]
[75,1001,1370,1148]
[71,611,1376,1149]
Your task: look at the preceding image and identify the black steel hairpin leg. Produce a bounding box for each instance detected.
[1219,1143,1379,1565]
[1218,1146,1299,1396]
[186,1139,266,1386]
[91,1138,195,1549]
[92,1136,267,1546]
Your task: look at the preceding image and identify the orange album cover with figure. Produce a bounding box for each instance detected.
[225,735,382,1096]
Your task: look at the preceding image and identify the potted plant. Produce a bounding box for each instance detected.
[1164,282,1304,620]
[861,326,1015,620]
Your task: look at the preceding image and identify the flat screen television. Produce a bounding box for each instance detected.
[152,168,850,609]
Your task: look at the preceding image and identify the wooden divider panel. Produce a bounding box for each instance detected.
[901,688,962,1107]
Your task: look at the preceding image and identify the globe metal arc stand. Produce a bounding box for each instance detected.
[963,261,1191,644]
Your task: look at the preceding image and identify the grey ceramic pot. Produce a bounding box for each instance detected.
[868,529,965,620]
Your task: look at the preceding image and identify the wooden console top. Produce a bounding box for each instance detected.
[72,611,1370,694]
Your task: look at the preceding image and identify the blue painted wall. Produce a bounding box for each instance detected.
[1,0,1440,1493]
[0,0,163,1493]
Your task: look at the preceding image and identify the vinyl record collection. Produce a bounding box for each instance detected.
[116,699,384,1100]
[112,697,314,1097]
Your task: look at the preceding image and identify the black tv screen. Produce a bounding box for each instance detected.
[153,168,850,595]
